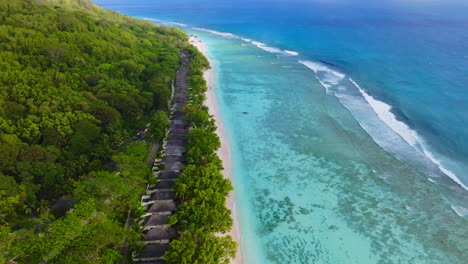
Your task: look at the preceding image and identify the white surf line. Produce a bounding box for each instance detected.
[422,149,468,191]
[191,27,299,56]
[167,21,187,27]
[299,60,345,93]
[349,78,468,191]
[142,18,187,27]
[192,27,237,38]
[349,78,419,147]
[299,57,468,192]
[284,50,299,56]
[144,20,300,56]
[143,17,161,22]
[450,205,468,217]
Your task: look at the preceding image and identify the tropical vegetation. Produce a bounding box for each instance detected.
[164,47,237,264]
[0,0,184,262]
[0,0,237,263]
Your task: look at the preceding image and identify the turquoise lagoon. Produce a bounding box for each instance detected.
[193,31,468,264]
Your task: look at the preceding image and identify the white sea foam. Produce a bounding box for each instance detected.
[251,41,283,53]
[147,21,298,57]
[192,27,237,38]
[299,60,345,79]
[349,78,419,147]
[144,18,186,27]
[314,76,331,92]
[284,50,299,56]
[143,18,161,22]
[348,78,468,191]
[427,177,437,183]
[299,60,346,92]
[250,41,264,46]
[192,27,296,56]
[167,21,187,27]
[246,40,296,56]
[450,205,468,217]
[300,61,467,192]
[422,149,468,190]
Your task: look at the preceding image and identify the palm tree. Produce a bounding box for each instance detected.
[36,200,49,214]
[22,204,32,215]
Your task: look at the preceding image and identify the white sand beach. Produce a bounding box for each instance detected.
[189,35,244,264]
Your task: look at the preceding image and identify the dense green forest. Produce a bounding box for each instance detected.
[0,0,187,262]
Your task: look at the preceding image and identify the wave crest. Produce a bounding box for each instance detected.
[299,60,345,92]
[299,59,467,192]
[192,27,237,38]
[192,27,298,56]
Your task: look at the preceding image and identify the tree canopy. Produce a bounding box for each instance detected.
[165,231,237,264]
[0,0,187,262]
[0,0,238,262]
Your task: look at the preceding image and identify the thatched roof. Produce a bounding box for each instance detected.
[167,134,185,141]
[139,243,170,259]
[171,102,184,110]
[174,97,186,104]
[143,214,170,227]
[150,190,176,201]
[164,162,183,171]
[171,119,185,125]
[163,155,185,163]
[164,146,185,155]
[171,124,187,130]
[155,179,175,189]
[158,171,180,179]
[165,139,187,147]
[147,201,176,213]
[169,128,188,136]
[171,110,184,119]
[143,227,178,241]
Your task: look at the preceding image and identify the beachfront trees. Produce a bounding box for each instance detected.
[183,104,216,131]
[171,163,233,234]
[169,190,233,233]
[186,128,221,166]
[165,231,237,264]
[175,164,232,202]
[167,46,237,263]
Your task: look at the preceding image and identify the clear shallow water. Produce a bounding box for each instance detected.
[96,0,468,263]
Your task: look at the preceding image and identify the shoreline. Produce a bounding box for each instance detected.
[189,35,244,264]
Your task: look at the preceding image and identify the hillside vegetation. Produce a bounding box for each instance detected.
[0,0,187,262]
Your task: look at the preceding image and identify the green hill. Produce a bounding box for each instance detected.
[0,0,189,262]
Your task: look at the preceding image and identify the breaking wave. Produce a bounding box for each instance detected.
[299,59,468,192]
[192,27,299,56]
[192,27,237,38]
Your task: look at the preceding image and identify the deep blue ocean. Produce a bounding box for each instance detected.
[96,0,468,263]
